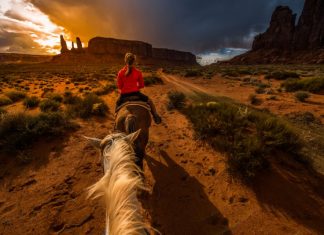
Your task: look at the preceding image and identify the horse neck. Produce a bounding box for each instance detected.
[102,140,146,235]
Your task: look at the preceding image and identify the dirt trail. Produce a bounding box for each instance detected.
[161,72,214,96]
[0,73,324,235]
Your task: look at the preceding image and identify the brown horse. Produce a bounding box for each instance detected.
[115,102,151,169]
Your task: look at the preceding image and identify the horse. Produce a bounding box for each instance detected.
[85,130,150,235]
[114,102,152,169]
[84,103,153,235]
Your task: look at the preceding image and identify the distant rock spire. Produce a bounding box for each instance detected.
[76,37,83,51]
[60,35,69,54]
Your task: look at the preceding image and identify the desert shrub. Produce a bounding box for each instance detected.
[71,73,87,82]
[255,87,265,94]
[39,99,61,112]
[94,84,117,96]
[5,90,26,102]
[282,77,324,93]
[221,70,240,77]
[144,75,163,86]
[286,111,319,125]
[67,93,108,118]
[249,94,262,105]
[167,91,186,110]
[267,95,277,100]
[0,96,13,106]
[184,69,203,77]
[265,71,300,80]
[23,96,40,108]
[185,101,301,178]
[295,91,310,102]
[0,112,77,153]
[0,107,6,114]
[44,93,63,103]
[63,91,82,104]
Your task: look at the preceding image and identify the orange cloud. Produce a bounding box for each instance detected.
[0,0,71,54]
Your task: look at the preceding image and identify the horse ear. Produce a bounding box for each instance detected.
[124,129,141,143]
[83,136,102,149]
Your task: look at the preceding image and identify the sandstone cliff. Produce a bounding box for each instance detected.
[229,0,324,64]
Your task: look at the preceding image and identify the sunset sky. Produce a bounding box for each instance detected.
[0,0,304,55]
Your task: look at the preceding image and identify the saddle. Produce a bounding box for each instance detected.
[115,100,151,114]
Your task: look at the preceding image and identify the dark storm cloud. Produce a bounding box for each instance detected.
[30,0,304,53]
[3,0,305,54]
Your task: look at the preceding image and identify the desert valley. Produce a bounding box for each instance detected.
[0,0,324,235]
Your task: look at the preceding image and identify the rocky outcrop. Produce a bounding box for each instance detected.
[294,0,324,50]
[60,35,68,54]
[57,36,197,64]
[252,6,296,50]
[76,37,83,51]
[88,37,152,57]
[71,42,75,51]
[229,0,324,64]
[152,48,196,63]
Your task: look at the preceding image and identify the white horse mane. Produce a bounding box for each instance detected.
[87,132,149,235]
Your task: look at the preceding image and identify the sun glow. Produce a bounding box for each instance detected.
[0,0,71,54]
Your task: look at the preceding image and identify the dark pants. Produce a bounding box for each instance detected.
[116,91,149,111]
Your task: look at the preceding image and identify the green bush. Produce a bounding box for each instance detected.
[0,96,13,106]
[167,91,186,110]
[67,93,108,118]
[265,71,300,80]
[39,99,61,112]
[5,90,26,102]
[185,101,301,178]
[295,91,310,102]
[282,77,324,93]
[23,96,40,108]
[144,75,164,86]
[0,112,77,152]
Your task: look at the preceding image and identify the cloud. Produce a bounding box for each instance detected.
[197,48,249,65]
[0,0,69,54]
[1,0,304,54]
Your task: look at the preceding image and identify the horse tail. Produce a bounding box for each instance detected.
[126,114,136,134]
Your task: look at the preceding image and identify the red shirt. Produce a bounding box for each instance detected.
[117,66,144,94]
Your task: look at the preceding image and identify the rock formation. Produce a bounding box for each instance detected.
[152,48,196,63]
[60,35,68,54]
[293,0,324,50]
[252,6,296,50]
[76,37,83,51]
[88,37,152,57]
[229,0,324,64]
[57,35,197,64]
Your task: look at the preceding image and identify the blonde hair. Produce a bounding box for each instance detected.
[125,53,136,76]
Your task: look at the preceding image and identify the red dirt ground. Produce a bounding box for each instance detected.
[0,72,324,235]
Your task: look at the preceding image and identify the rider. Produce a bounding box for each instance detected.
[116,52,162,124]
